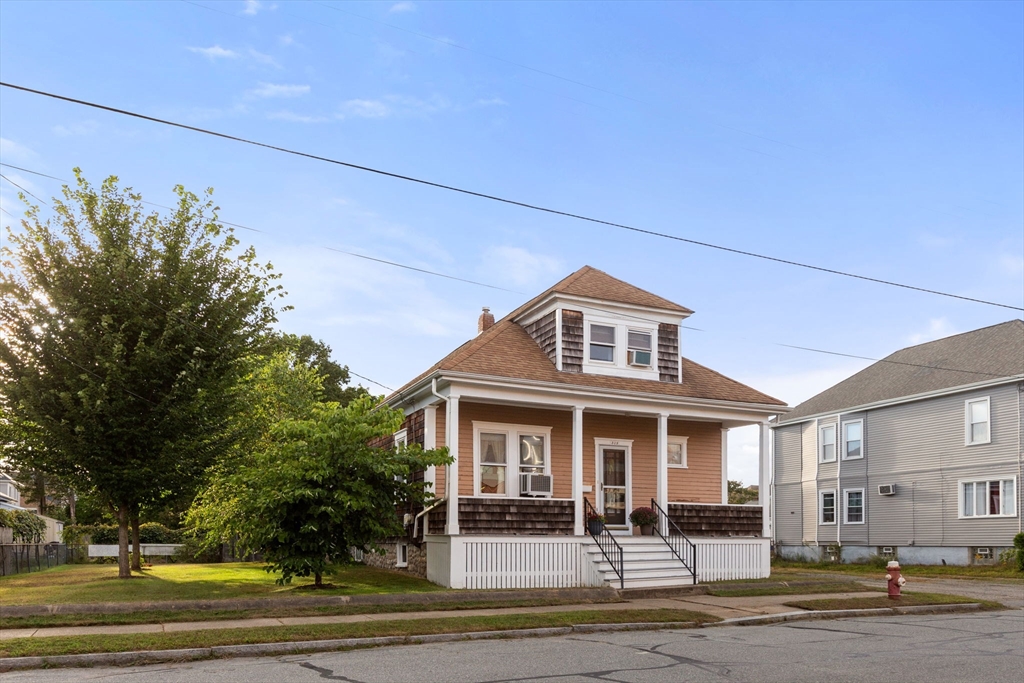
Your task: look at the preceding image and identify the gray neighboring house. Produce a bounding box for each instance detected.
[771,320,1023,566]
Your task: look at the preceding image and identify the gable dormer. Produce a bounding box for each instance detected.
[513,267,691,384]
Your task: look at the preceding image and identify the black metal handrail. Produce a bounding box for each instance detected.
[651,499,698,584]
[583,497,624,589]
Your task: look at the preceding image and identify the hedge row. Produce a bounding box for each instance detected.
[0,508,47,543]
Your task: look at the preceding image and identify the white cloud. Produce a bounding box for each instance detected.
[907,317,958,345]
[267,110,329,124]
[389,2,416,13]
[998,253,1024,277]
[241,0,275,15]
[479,246,563,289]
[279,33,295,47]
[0,137,37,163]
[338,99,392,119]
[475,97,507,107]
[187,45,239,60]
[247,49,280,68]
[52,121,99,137]
[248,83,310,99]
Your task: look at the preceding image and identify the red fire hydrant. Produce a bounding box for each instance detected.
[886,560,906,599]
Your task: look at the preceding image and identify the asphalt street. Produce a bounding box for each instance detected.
[5,610,1022,683]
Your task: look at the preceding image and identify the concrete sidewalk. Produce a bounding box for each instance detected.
[0,591,884,641]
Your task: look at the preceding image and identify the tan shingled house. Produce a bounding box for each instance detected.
[371,266,788,588]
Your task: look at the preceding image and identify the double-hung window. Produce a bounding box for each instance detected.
[819,424,836,463]
[961,479,1015,517]
[476,424,551,497]
[626,330,652,367]
[844,489,865,524]
[965,398,990,445]
[819,490,836,524]
[843,421,863,460]
[589,324,616,362]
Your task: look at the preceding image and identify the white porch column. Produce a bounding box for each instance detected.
[572,405,584,535]
[656,413,669,509]
[721,427,729,505]
[423,405,437,494]
[759,421,771,539]
[446,395,460,535]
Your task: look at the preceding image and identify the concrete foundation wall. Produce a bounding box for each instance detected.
[838,545,877,564]
[895,546,970,566]
[777,545,822,562]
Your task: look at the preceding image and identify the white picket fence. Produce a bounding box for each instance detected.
[425,535,769,588]
[88,544,182,557]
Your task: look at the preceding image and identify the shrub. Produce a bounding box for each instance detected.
[628,507,658,527]
[1014,532,1024,572]
[0,509,47,543]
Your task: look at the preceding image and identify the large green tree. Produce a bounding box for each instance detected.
[188,395,450,586]
[0,171,283,577]
[277,333,367,406]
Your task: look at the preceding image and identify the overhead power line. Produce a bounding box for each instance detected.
[2,82,1018,312]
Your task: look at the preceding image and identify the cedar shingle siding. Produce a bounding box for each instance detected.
[523,311,558,366]
[458,498,575,535]
[658,323,679,383]
[668,503,763,537]
[561,309,584,373]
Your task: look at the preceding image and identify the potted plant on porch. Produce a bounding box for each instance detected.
[586,511,606,536]
[629,506,658,536]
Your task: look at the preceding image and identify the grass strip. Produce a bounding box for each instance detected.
[0,609,717,658]
[784,592,998,611]
[708,582,883,597]
[771,562,1024,581]
[0,597,622,630]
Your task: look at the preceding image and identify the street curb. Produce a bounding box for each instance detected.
[0,604,985,672]
[0,587,620,618]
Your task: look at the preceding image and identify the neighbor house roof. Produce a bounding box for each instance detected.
[389,266,783,407]
[780,319,1024,423]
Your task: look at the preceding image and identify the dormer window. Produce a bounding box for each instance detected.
[589,324,616,362]
[627,330,652,366]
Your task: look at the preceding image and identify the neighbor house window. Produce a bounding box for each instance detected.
[961,479,1015,517]
[820,490,836,525]
[396,543,408,568]
[844,489,864,524]
[589,324,616,362]
[667,437,688,468]
[819,424,836,463]
[479,432,507,495]
[626,330,652,366]
[965,398,990,445]
[843,421,863,460]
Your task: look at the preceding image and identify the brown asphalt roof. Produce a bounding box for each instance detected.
[780,319,1024,423]
[389,266,783,407]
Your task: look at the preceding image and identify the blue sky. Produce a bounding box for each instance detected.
[2,1,1022,483]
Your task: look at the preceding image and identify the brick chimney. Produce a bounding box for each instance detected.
[477,307,495,334]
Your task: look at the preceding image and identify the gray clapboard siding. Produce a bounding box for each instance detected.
[773,425,803,544]
[801,422,818,542]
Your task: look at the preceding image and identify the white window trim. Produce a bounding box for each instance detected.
[581,313,659,379]
[843,488,865,525]
[842,420,864,461]
[594,437,634,530]
[472,421,553,498]
[586,322,617,365]
[396,542,408,568]
[393,429,408,448]
[666,436,688,468]
[957,477,1016,519]
[819,422,837,463]
[819,489,837,525]
[964,397,991,446]
[625,328,654,367]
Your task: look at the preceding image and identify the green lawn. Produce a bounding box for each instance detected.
[707,582,883,597]
[0,609,718,659]
[784,591,994,611]
[0,563,444,606]
[771,562,1024,581]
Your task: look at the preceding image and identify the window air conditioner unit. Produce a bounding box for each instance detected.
[975,547,991,559]
[520,473,553,497]
[878,484,896,496]
[880,546,895,556]
[628,349,652,367]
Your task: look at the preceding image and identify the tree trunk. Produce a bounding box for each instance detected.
[33,472,47,516]
[116,506,131,579]
[131,513,142,572]
[315,572,323,587]
[68,490,77,525]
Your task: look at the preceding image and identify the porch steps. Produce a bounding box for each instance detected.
[584,537,696,589]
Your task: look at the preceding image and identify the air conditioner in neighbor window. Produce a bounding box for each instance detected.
[975,547,992,559]
[880,546,895,556]
[520,473,553,497]
[628,349,652,367]
[878,484,896,496]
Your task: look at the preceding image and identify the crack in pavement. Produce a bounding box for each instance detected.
[298,662,367,682]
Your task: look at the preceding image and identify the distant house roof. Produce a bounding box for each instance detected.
[780,319,1024,423]
[389,266,784,407]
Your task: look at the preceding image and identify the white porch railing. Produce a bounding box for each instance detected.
[693,538,771,582]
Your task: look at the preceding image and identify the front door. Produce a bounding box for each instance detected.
[599,446,629,528]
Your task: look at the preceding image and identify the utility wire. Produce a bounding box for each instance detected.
[0,171,396,395]
[2,82,1019,312]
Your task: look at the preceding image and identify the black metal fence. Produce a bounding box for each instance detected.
[0,544,82,576]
